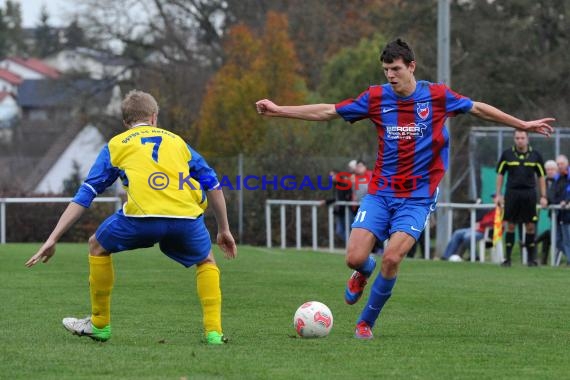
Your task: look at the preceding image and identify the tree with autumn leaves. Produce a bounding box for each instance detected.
[196,12,307,157]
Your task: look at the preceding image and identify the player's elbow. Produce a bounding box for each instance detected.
[319,107,339,121]
[469,101,484,117]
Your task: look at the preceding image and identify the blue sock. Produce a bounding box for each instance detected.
[358,255,376,277]
[358,272,397,327]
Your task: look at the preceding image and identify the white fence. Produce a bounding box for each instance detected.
[0,197,562,267]
[265,199,322,251]
[265,199,562,266]
[0,197,122,244]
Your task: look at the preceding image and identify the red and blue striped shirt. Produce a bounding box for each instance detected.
[335,80,473,198]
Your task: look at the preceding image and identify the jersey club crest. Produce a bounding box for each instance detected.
[416,102,430,120]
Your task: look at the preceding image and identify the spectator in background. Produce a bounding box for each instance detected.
[348,159,358,176]
[495,130,547,267]
[325,169,353,242]
[545,159,559,187]
[441,208,496,261]
[535,159,558,264]
[353,160,373,203]
[553,154,570,265]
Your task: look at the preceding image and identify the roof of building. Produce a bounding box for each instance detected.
[0,68,23,85]
[17,78,116,108]
[5,57,60,79]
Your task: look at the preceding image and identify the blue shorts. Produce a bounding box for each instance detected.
[95,210,211,267]
[351,191,438,242]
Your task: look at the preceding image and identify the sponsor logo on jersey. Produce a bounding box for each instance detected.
[386,123,428,140]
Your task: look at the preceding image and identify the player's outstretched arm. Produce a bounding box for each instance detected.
[470,101,555,136]
[25,202,87,267]
[255,99,339,121]
[207,189,237,259]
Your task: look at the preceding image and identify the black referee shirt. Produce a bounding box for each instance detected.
[496,146,545,190]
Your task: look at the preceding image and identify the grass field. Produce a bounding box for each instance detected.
[1,243,569,380]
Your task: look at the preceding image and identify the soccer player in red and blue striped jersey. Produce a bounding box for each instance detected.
[256,38,555,339]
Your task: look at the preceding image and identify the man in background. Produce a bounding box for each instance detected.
[553,154,570,265]
[535,159,558,264]
[495,130,547,267]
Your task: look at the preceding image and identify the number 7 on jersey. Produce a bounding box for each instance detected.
[141,136,163,162]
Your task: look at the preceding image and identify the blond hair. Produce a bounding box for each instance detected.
[121,90,159,125]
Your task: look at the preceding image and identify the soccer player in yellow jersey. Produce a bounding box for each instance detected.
[25,90,237,345]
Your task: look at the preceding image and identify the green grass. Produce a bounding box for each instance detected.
[1,243,569,380]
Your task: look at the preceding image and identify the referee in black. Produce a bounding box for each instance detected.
[495,130,547,267]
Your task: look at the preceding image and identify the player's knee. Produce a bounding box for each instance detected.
[381,253,401,272]
[345,248,367,269]
[88,235,108,256]
[345,255,359,270]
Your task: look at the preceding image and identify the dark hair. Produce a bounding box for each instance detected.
[380,38,415,65]
[357,160,366,166]
[513,130,529,138]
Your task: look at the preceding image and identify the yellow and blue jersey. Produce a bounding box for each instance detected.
[72,125,219,218]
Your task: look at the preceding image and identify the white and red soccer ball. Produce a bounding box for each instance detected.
[293,301,333,338]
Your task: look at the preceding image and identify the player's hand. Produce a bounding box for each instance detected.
[522,118,555,137]
[25,240,56,267]
[539,197,548,209]
[255,99,280,116]
[217,230,237,259]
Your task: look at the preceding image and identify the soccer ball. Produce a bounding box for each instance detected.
[448,254,463,262]
[293,301,333,338]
